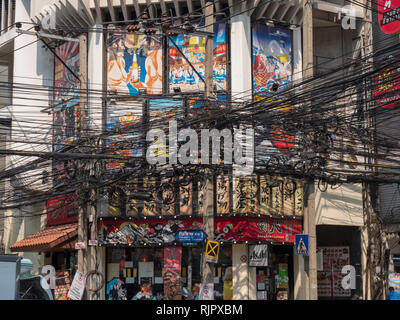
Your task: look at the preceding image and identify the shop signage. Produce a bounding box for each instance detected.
[98,217,302,247]
[46,196,78,227]
[205,240,220,263]
[183,242,199,246]
[374,64,400,109]
[249,245,269,266]
[88,240,98,247]
[378,0,400,34]
[176,230,207,242]
[199,283,214,300]
[109,175,304,218]
[75,242,86,250]
[295,234,309,255]
[67,270,86,300]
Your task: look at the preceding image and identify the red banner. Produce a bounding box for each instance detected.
[164,247,182,300]
[46,196,78,227]
[97,217,302,246]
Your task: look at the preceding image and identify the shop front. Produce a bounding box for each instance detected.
[249,243,294,300]
[99,216,301,300]
[316,225,362,300]
[9,197,79,300]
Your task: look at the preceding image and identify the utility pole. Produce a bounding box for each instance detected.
[77,34,89,299]
[201,0,215,299]
[361,0,374,300]
[302,0,318,300]
[205,1,214,99]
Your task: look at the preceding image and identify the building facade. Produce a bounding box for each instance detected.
[0,0,382,300]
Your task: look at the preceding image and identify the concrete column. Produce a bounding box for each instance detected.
[248,266,257,300]
[292,27,303,82]
[230,12,252,102]
[88,19,104,132]
[1,0,7,33]
[292,26,306,300]
[8,0,13,29]
[293,247,306,299]
[232,244,249,300]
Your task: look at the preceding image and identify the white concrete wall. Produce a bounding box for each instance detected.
[315,183,363,226]
[230,13,252,102]
[1,0,53,274]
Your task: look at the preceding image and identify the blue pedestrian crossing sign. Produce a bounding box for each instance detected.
[295,234,309,256]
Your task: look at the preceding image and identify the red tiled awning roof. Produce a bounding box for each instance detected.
[10,223,78,252]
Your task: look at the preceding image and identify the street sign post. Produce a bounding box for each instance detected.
[176,230,207,243]
[205,240,220,263]
[295,234,309,256]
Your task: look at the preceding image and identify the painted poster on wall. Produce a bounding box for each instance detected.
[106,100,144,171]
[374,64,400,110]
[148,98,184,165]
[317,246,351,297]
[169,22,227,93]
[107,30,163,95]
[53,40,81,152]
[164,247,182,300]
[53,103,81,152]
[149,98,184,127]
[389,273,400,295]
[54,40,80,103]
[253,25,295,157]
[252,24,292,97]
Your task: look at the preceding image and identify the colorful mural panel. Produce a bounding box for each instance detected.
[107,30,163,95]
[54,40,80,103]
[53,40,81,153]
[106,100,144,171]
[253,25,295,157]
[169,22,227,92]
[252,24,292,96]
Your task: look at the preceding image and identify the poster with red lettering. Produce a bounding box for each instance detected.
[164,247,182,300]
[378,0,400,34]
[374,64,400,109]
